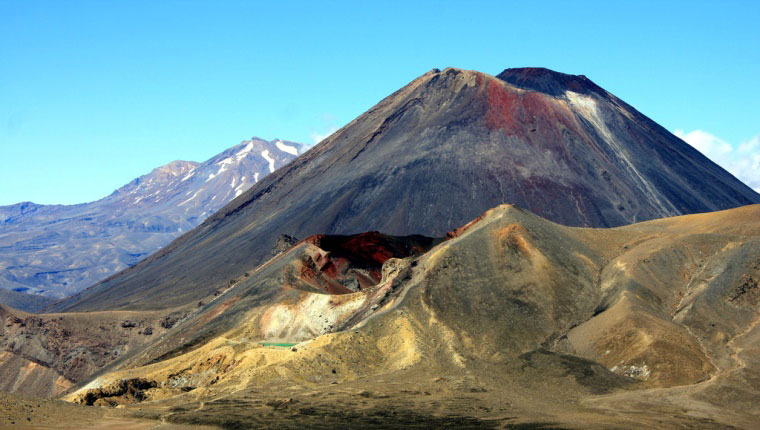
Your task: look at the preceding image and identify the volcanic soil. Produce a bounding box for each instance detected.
[36,204,760,430]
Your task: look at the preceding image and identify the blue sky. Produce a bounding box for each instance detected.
[1,0,759,205]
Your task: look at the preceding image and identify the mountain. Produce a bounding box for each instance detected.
[0,137,303,303]
[51,67,760,312]
[0,289,56,313]
[57,204,760,429]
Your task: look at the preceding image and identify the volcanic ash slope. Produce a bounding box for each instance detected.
[50,67,760,314]
[67,204,760,429]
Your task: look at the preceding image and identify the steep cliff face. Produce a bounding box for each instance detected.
[52,67,759,312]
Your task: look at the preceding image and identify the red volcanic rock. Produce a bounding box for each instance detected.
[309,232,426,267]
[293,233,437,295]
[446,214,486,239]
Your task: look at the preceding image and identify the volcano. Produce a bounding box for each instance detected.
[51,67,760,312]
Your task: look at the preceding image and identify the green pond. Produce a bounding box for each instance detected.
[259,342,297,347]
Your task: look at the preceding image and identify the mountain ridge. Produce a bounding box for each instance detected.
[0,137,303,303]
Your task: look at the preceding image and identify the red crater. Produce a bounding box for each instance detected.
[289,232,438,295]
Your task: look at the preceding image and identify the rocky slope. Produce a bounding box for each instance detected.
[51,67,760,313]
[60,204,760,429]
[0,138,303,304]
[0,232,435,399]
[0,303,196,398]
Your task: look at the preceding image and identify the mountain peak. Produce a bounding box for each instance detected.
[51,67,760,312]
[1,136,303,300]
[154,160,199,176]
[496,67,606,97]
[131,160,199,187]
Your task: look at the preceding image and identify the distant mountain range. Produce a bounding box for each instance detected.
[0,137,303,303]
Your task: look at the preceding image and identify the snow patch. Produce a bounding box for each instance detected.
[208,157,235,183]
[261,150,275,173]
[181,171,195,182]
[233,176,249,198]
[235,142,254,160]
[275,140,299,156]
[254,172,260,182]
[217,157,234,168]
[178,190,201,206]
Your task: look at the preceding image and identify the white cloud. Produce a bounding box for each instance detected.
[673,129,732,156]
[310,126,338,145]
[674,129,760,194]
